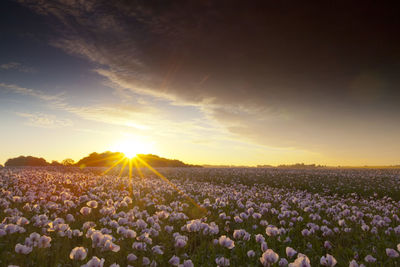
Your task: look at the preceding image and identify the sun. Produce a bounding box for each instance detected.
[110,138,154,158]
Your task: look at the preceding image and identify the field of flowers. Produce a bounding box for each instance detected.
[0,167,399,266]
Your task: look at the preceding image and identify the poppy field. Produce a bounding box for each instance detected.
[0,167,399,266]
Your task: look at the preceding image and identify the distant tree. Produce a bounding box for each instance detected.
[62,158,75,166]
[277,163,324,169]
[257,165,273,168]
[75,151,125,167]
[50,160,62,167]
[74,151,197,168]
[5,156,49,167]
[3,152,197,168]
[136,154,194,167]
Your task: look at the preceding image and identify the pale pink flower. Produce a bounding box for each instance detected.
[247,250,255,257]
[103,239,120,252]
[288,254,311,267]
[175,238,187,248]
[364,255,376,263]
[182,259,194,267]
[261,241,268,252]
[38,235,51,248]
[15,243,32,254]
[69,247,87,260]
[81,256,105,267]
[266,226,279,237]
[320,254,337,266]
[80,207,91,216]
[152,245,163,255]
[143,257,150,265]
[218,235,235,249]
[349,259,359,267]
[87,200,98,208]
[324,241,332,249]
[255,234,265,243]
[215,256,230,266]
[286,247,297,258]
[279,258,288,266]
[169,255,180,266]
[127,253,137,262]
[260,249,279,266]
[386,248,399,258]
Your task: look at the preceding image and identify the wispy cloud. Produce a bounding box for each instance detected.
[16,112,73,128]
[0,83,63,102]
[0,62,35,73]
[62,105,150,130]
[1,82,151,130]
[1,80,237,147]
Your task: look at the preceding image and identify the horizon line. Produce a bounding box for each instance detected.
[1,151,399,169]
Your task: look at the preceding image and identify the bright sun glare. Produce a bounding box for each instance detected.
[110,138,153,158]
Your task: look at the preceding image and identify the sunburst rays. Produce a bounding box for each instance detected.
[90,152,206,216]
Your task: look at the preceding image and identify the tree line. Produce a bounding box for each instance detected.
[4,152,201,168]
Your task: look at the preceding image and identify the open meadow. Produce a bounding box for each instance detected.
[0,167,399,266]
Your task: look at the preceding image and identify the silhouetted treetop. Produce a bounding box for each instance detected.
[5,156,49,167]
[75,152,198,168]
[136,154,190,167]
[75,151,125,168]
[50,160,63,167]
[277,163,326,169]
[62,158,75,166]
[4,152,200,168]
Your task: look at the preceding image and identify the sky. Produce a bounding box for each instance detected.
[0,0,399,166]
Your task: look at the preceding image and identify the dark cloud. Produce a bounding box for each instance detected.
[15,0,400,155]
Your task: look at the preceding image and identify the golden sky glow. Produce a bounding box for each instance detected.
[109,136,155,158]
